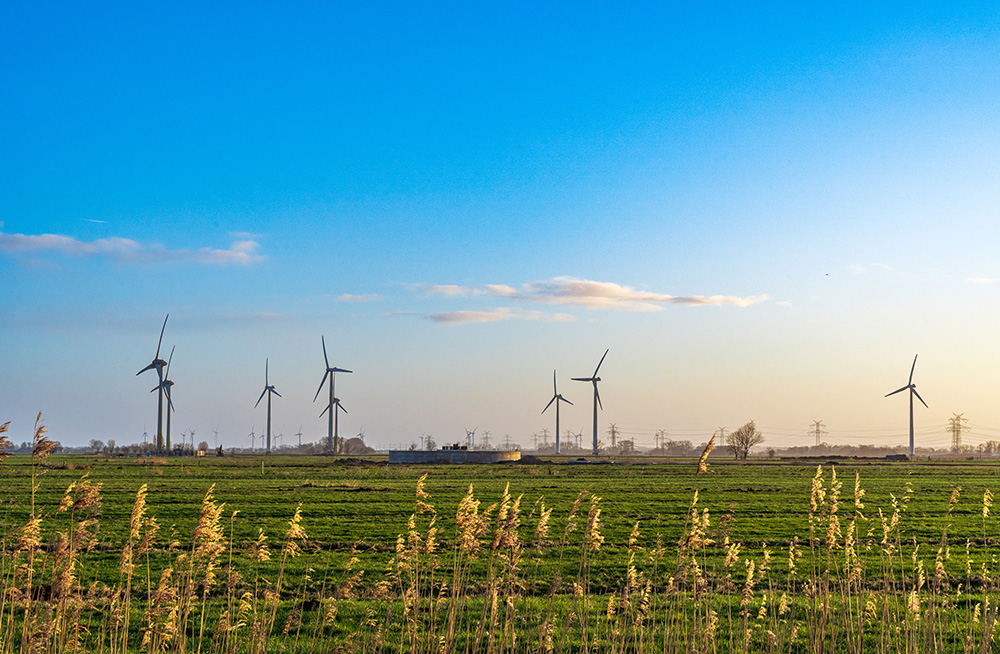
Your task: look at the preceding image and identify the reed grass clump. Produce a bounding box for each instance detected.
[3,415,1000,652]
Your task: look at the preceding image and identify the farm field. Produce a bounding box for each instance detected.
[5,453,1000,652]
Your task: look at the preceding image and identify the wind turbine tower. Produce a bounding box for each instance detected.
[885,354,928,458]
[320,397,348,454]
[136,314,169,452]
[255,359,282,453]
[542,370,573,454]
[572,349,608,455]
[150,346,176,453]
[313,336,353,454]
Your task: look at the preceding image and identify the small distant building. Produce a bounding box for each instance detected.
[389,449,521,464]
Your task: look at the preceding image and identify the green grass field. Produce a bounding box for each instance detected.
[5,452,1000,652]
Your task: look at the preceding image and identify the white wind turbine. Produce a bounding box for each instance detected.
[572,349,608,455]
[542,370,573,454]
[255,359,281,453]
[885,354,928,458]
[136,314,169,452]
[313,336,352,454]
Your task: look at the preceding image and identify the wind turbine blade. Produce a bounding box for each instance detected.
[885,386,909,398]
[594,382,603,410]
[338,403,348,414]
[165,390,175,412]
[272,389,282,398]
[332,367,353,374]
[571,377,591,382]
[912,387,928,408]
[165,345,175,378]
[137,362,156,376]
[255,388,267,408]
[313,374,328,402]
[909,354,918,385]
[155,314,168,359]
[265,358,269,386]
[553,370,557,395]
[319,404,329,418]
[322,335,330,369]
[542,396,556,414]
[560,396,574,406]
[593,348,609,376]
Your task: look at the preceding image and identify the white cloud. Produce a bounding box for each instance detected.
[967,277,998,284]
[0,231,265,265]
[425,308,576,324]
[413,284,481,297]
[336,293,382,302]
[419,276,766,312]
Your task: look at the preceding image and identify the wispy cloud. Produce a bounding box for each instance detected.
[337,293,382,302]
[411,284,482,297]
[967,276,998,284]
[0,231,265,265]
[425,308,576,324]
[81,218,107,224]
[417,276,766,312]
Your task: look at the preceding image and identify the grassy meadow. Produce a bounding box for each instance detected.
[5,435,1000,652]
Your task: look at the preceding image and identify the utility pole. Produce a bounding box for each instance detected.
[531,432,539,450]
[608,423,619,449]
[949,413,969,452]
[809,420,827,447]
[541,428,549,448]
[481,430,492,448]
[503,433,512,450]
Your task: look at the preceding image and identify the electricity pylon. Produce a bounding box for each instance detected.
[949,413,969,452]
[809,420,827,447]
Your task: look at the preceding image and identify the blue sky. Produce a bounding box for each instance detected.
[4,2,1000,450]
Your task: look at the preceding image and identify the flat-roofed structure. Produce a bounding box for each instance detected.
[388,449,521,464]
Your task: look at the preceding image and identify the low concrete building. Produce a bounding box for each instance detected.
[388,449,521,464]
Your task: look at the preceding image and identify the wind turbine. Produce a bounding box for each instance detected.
[247,425,256,452]
[572,349,608,456]
[136,314,169,452]
[320,397,348,454]
[255,359,281,453]
[885,354,928,458]
[313,336,352,454]
[465,427,477,449]
[542,371,573,454]
[151,346,176,454]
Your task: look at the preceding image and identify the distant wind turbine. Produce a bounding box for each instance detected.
[572,349,608,455]
[137,314,169,452]
[313,336,352,454]
[150,346,176,453]
[542,370,573,454]
[465,427,477,449]
[885,354,928,458]
[320,397,348,453]
[247,425,256,452]
[255,358,281,453]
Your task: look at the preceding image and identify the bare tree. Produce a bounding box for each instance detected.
[89,439,104,454]
[725,420,764,460]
